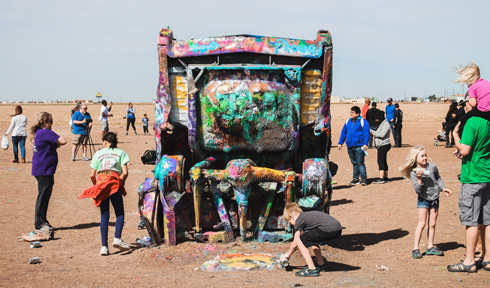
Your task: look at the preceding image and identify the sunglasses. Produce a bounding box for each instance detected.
[46,120,53,123]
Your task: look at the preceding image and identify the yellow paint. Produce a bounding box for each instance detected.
[300,69,323,125]
[170,75,188,111]
[219,254,275,268]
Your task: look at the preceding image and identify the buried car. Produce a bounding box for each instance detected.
[138,28,334,246]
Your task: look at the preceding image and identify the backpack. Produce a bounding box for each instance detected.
[141,150,157,165]
[346,117,364,128]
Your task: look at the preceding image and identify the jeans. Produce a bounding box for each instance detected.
[12,136,26,160]
[368,126,378,148]
[34,175,54,229]
[100,189,125,246]
[347,146,367,180]
[389,121,397,144]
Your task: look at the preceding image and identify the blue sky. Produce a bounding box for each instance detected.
[1,0,489,102]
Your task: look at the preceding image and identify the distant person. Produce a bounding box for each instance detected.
[456,100,466,120]
[400,145,452,260]
[30,112,67,235]
[142,114,150,135]
[5,105,27,163]
[385,98,396,143]
[444,102,458,148]
[78,132,131,255]
[69,102,81,133]
[99,100,113,139]
[365,102,380,149]
[361,98,370,119]
[125,102,136,135]
[71,104,92,161]
[370,111,391,184]
[338,106,370,186]
[393,103,403,147]
[280,203,342,277]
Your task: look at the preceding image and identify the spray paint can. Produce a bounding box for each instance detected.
[413,168,430,176]
[136,238,151,247]
[281,258,289,267]
[30,241,42,248]
[28,257,41,264]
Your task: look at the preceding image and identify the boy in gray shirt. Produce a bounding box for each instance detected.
[280,203,342,277]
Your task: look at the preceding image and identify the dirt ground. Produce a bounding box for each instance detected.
[1,103,489,287]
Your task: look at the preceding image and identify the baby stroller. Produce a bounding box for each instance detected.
[433,121,447,146]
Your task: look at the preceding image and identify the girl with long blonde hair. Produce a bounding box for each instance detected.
[400,145,452,259]
[30,112,67,235]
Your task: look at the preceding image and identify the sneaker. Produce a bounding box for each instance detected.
[315,263,328,271]
[349,179,359,185]
[383,178,390,183]
[412,249,423,259]
[372,178,385,184]
[426,246,444,256]
[71,156,76,161]
[135,132,137,135]
[82,156,89,161]
[100,246,109,256]
[35,223,54,234]
[125,132,128,136]
[112,238,131,251]
[361,180,368,186]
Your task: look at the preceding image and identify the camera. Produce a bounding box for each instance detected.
[85,118,93,123]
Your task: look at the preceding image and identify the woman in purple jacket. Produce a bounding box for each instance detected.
[30,112,67,235]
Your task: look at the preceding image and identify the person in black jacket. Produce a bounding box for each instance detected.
[393,103,403,147]
[445,102,458,148]
[456,100,466,120]
[365,102,380,149]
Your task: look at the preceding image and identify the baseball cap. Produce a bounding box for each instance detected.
[387,98,393,102]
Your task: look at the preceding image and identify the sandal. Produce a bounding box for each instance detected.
[480,260,490,271]
[447,261,477,273]
[295,268,320,277]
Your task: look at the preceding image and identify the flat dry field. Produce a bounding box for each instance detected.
[0,103,488,287]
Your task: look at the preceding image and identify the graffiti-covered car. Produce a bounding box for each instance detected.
[139,28,334,246]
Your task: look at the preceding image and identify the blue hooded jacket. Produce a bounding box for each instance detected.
[338,117,370,148]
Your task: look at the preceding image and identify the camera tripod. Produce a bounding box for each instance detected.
[74,128,96,160]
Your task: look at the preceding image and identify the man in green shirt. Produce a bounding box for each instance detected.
[448,117,490,273]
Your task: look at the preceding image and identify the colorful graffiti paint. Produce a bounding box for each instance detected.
[147,29,333,245]
[201,253,281,272]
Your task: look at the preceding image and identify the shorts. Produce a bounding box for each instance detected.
[417,196,439,209]
[459,182,490,226]
[72,133,89,145]
[101,119,109,132]
[299,228,342,248]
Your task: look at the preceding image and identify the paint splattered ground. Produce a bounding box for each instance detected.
[1,103,489,287]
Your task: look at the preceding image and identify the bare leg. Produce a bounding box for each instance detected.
[383,171,389,179]
[311,245,324,266]
[476,224,484,255]
[82,144,87,157]
[71,144,77,157]
[296,237,316,270]
[464,226,479,266]
[413,208,428,250]
[378,170,384,179]
[427,208,439,248]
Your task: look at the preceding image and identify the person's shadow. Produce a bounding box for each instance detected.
[328,228,410,251]
[330,198,354,207]
[56,222,115,231]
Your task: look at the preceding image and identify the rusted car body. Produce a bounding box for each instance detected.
[139,28,334,245]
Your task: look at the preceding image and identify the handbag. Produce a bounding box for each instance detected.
[141,150,156,165]
[2,135,9,150]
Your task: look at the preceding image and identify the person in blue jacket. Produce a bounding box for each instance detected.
[385,98,396,143]
[338,106,370,186]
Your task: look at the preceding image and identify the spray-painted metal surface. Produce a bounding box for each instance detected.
[141,28,333,245]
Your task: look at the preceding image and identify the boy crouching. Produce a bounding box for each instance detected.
[280,203,342,277]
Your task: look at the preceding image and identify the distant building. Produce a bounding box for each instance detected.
[69,99,94,104]
[95,92,103,103]
[345,98,365,104]
[331,96,340,103]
